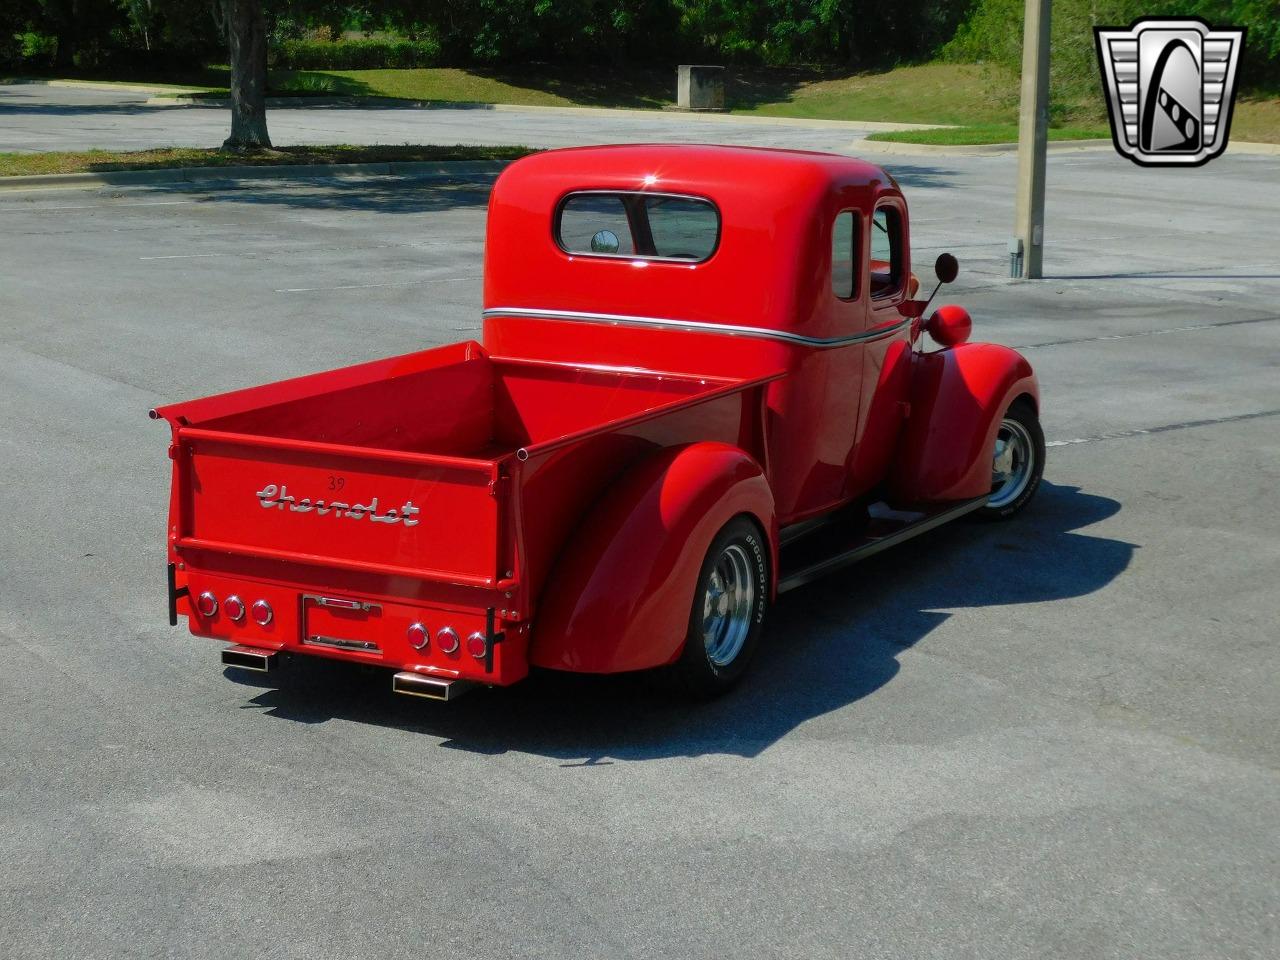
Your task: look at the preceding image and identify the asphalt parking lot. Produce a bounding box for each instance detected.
[1,142,1278,957]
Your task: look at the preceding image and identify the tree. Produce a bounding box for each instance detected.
[217,0,271,148]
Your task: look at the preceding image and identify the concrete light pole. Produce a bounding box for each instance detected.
[1012,0,1052,279]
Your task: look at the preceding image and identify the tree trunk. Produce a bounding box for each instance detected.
[222,0,271,150]
[845,3,857,69]
[52,0,77,70]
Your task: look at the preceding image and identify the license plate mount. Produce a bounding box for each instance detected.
[300,594,384,655]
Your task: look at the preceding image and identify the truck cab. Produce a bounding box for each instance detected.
[154,145,1043,700]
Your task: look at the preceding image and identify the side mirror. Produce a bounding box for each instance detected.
[934,253,959,284]
[590,229,621,254]
[909,253,960,323]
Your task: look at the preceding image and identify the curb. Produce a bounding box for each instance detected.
[855,137,1280,157]
[147,94,947,132]
[4,77,203,95]
[1227,140,1280,156]
[855,138,1114,156]
[0,159,511,192]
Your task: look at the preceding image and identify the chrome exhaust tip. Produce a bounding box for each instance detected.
[392,671,474,701]
[222,644,278,673]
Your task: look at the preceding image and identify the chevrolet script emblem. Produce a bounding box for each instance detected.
[1095,17,1244,167]
[255,483,420,527]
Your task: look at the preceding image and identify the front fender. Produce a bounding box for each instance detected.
[889,342,1039,504]
[530,442,776,674]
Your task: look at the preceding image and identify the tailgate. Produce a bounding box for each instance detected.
[174,429,504,587]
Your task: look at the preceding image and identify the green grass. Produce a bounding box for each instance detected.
[12,61,1280,142]
[149,62,1012,121]
[730,63,1018,125]
[159,65,674,109]
[0,144,533,178]
[1231,95,1280,144]
[866,124,1110,145]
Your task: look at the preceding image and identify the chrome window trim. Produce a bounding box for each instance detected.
[554,189,722,264]
[483,306,909,349]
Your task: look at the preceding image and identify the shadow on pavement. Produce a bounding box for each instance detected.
[0,101,169,116]
[121,157,961,216]
[230,479,1133,760]
[133,177,500,215]
[876,161,961,190]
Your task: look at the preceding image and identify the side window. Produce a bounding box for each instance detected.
[644,197,720,260]
[831,210,859,300]
[870,206,904,299]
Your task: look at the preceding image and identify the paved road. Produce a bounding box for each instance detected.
[0,83,892,154]
[1,140,1278,957]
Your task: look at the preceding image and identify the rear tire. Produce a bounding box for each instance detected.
[670,516,769,697]
[976,398,1045,521]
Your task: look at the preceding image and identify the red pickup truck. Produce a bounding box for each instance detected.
[153,145,1043,700]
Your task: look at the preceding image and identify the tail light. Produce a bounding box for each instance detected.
[251,600,273,626]
[196,591,218,617]
[466,632,487,659]
[435,627,460,654]
[406,622,430,650]
[224,595,246,622]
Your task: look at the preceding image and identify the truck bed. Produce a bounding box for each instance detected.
[179,342,733,462]
[154,341,778,598]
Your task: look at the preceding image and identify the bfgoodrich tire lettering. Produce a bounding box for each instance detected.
[671,516,769,696]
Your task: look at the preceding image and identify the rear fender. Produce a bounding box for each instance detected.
[889,342,1039,504]
[530,443,776,674]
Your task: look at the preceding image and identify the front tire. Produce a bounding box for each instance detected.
[670,516,769,697]
[977,398,1045,521]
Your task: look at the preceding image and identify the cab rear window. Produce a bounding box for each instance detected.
[556,191,720,262]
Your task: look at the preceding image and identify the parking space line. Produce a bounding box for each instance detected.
[1047,408,1280,447]
[139,253,232,261]
[275,276,479,293]
[1019,314,1280,349]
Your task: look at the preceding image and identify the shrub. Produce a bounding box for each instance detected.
[271,38,442,71]
[16,30,57,66]
[946,0,1280,122]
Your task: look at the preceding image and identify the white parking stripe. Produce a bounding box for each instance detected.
[275,276,479,293]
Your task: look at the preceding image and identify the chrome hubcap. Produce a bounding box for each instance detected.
[989,417,1034,509]
[702,543,755,668]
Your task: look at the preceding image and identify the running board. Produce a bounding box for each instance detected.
[777,496,988,594]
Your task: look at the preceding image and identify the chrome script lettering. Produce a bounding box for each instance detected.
[255,484,420,527]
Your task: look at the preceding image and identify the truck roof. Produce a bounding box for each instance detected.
[483,143,904,339]
[498,142,891,191]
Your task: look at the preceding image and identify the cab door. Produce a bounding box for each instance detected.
[774,206,867,522]
[846,198,914,497]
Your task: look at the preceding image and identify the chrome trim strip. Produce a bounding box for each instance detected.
[482,306,909,348]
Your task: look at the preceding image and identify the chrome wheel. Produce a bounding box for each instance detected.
[701,543,756,668]
[989,417,1035,509]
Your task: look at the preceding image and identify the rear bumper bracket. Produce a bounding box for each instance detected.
[484,607,506,674]
[167,562,189,627]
